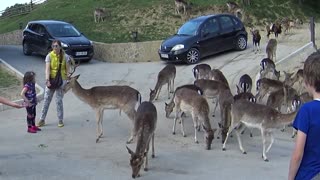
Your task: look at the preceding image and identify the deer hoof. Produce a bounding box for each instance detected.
[217,136,220,139]
[172,132,176,135]
[222,148,226,151]
[195,140,199,144]
[250,133,253,137]
[243,151,247,154]
[183,134,187,137]
[144,168,148,171]
[212,114,215,117]
[264,158,269,162]
[96,138,99,143]
[281,129,285,132]
[152,154,155,158]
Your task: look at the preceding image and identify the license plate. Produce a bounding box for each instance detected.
[160,54,169,58]
[76,51,87,56]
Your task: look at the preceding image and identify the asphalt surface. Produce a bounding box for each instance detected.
[0,28,315,180]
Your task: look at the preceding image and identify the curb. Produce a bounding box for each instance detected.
[0,58,44,111]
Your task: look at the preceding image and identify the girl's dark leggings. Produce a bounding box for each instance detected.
[26,105,36,127]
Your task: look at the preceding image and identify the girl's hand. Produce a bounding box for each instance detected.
[46,80,51,88]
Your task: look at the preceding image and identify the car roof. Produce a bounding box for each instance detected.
[189,14,235,22]
[27,20,70,25]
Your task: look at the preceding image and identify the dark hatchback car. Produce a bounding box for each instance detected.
[22,20,94,62]
[158,14,248,64]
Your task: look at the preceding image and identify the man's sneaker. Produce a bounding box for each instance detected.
[58,120,64,127]
[37,120,45,127]
[32,126,41,131]
[27,127,37,133]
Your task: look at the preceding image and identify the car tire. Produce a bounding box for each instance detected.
[23,42,32,55]
[235,35,247,51]
[186,48,200,64]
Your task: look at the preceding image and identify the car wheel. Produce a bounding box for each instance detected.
[186,48,200,64]
[235,35,247,51]
[23,42,32,55]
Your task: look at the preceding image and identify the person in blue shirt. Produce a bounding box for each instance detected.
[289,52,320,180]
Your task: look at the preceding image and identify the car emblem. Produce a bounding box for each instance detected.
[164,46,167,50]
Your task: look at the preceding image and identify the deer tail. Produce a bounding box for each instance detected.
[192,67,198,79]
[221,103,232,143]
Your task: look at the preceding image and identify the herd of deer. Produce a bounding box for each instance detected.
[62,39,310,176]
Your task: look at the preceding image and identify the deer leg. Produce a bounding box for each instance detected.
[151,133,155,158]
[171,79,175,93]
[144,140,150,171]
[192,113,199,143]
[235,124,247,154]
[212,97,219,117]
[167,82,170,99]
[266,131,274,153]
[125,108,136,144]
[95,108,103,143]
[173,107,181,135]
[155,86,162,100]
[261,129,269,161]
[222,122,238,151]
[180,115,186,137]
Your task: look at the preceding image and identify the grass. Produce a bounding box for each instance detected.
[0,0,319,43]
[0,67,21,88]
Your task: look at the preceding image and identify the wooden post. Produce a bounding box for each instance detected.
[310,17,317,49]
[30,0,33,11]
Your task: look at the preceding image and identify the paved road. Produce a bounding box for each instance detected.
[0,40,310,180]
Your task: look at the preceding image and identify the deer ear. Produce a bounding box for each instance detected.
[75,74,80,79]
[126,146,134,155]
[165,102,168,106]
[202,123,208,131]
[150,88,152,92]
[236,85,240,94]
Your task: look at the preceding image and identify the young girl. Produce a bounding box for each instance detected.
[20,71,41,133]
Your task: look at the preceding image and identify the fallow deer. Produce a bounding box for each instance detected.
[165,84,203,118]
[172,88,216,150]
[64,74,141,143]
[149,64,176,102]
[259,58,280,80]
[250,28,261,53]
[266,85,298,112]
[237,74,252,93]
[222,98,300,161]
[226,1,240,12]
[94,8,107,23]
[255,78,286,102]
[194,79,229,117]
[266,39,277,62]
[286,69,304,94]
[126,101,157,178]
[174,0,188,15]
[209,69,230,88]
[192,64,211,80]
[266,22,282,38]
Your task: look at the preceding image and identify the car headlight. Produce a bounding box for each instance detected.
[61,42,69,47]
[171,44,184,51]
[90,41,93,45]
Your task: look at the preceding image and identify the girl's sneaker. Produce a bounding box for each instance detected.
[27,127,37,133]
[32,126,41,131]
[37,120,45,127]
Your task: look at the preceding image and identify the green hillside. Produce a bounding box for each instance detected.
[0,0,319,43]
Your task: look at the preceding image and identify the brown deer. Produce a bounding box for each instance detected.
[237,74,252,93]
[194,79,229,117]
[255,78,288,102]
[149,64,176,102]
[259,58,280,80]
[174,0,188,15]
[266,85,298,112]
[209,69,230,88]
[192,64,211,80]
[250,28,261,53]
[222,99,300,161]
[64,74,141,143]
[266,22,282,38]
[226,1,240,12]
[172,88,216,150]
[266,39,277,62]
[94,8,107,23]
[126,101,157,178]
[165,84,203,118]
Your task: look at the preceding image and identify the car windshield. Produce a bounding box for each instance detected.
[177,20,201,36]
[46,23,81,37]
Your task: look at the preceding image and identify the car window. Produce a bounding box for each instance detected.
[37,25,47,34]
[232,17,243,29]
[201,18,219,35]
[46,23,81,37]
[28,23,38,32]
[177,20,202,36]
[219,16,234,30]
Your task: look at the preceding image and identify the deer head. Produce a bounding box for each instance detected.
[165,102,175,118]
[126,146,146,178]
[64,74,80,94]
[149,89,157,102]
[202,124,216,150]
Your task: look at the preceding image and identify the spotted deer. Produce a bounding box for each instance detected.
[266,39,277,62]
[64,74,141,143]
[172,88,216,150]
[126,101,157,179]
[237,74,252,93]
[194,79,230,117]
[222,99,300,161]
[266,85,298,112]
[165,84,203,118]
[149,64,176,101]
[192,64,211,80]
